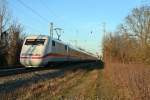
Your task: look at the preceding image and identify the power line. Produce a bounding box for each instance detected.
[17,0,81,45]
[24,24,43,34]
[17,0,49,23]
[39,0,79,37]
[39,0,60,21]
[8,2,44,34]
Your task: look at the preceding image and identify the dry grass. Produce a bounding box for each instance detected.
[105,62,150,100]
[0,68,85,100]
[4,62,147,99]
[0,62,119,100]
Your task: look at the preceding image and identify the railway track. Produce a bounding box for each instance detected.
[0,68,25,76]
[0,61,101,77]
[0,62,66,77]
[0,66,59,77]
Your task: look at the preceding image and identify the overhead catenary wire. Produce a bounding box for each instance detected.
[39,0,66,38]
[38,0,83,45]
[9,1,44,34]
[17,0,49,23]
[39,0,62,21]
[39,0,80,37]
[24,24,43,34]
[17,0,65,37]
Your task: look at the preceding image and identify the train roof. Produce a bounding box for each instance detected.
[25,35,49,39]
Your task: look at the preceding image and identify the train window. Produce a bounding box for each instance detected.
[25,39,45,45]
[65,45,67,50]
[52,40,55,46]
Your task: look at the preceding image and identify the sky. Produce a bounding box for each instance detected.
[8,0,144,55]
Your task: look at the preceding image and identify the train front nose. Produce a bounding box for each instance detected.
[20,56,43,67]
[20,45,45,67]
[20,37,48,67]
[20,54,44,67]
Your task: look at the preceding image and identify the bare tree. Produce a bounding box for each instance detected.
[103,5,150,64]
[0,0,10,53]
[6,22,23,65]
[125,6,150,48]
[0,0,11,65]
[0,0,24,66]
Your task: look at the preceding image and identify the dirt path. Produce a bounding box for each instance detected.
[36,68,117,100]
[59,70,99,99]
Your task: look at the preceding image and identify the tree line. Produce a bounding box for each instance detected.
[0,0,24,66]
[103,5,150,64]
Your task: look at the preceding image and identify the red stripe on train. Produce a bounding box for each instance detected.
[20,53,67,59]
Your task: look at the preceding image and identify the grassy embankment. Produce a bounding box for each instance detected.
[0,62,120,100]
[2,61,149,99]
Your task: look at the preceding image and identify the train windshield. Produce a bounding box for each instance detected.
[25,39,45,45]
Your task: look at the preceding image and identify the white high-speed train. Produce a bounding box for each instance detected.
[20,35,98,67]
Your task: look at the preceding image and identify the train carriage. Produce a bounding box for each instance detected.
[20,35,98,67]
